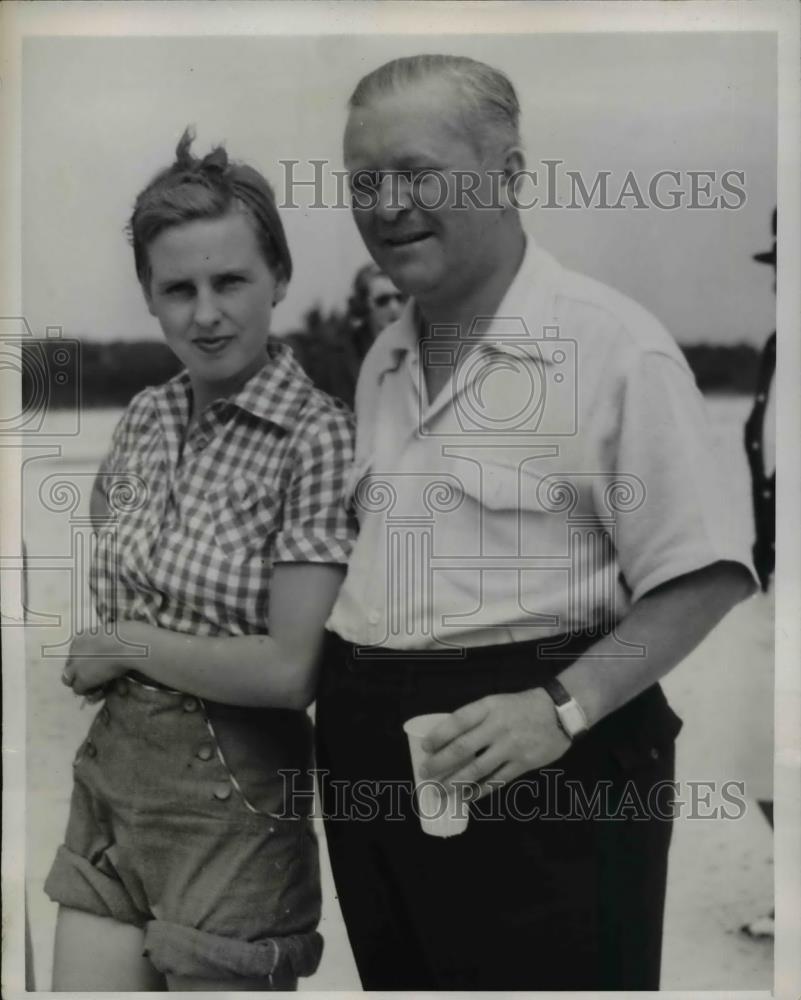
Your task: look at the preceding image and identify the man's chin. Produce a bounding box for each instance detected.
[379,263,439,302]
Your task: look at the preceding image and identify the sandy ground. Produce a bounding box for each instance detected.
[22,399,773,990]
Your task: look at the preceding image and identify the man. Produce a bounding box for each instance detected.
[316,54,756,990]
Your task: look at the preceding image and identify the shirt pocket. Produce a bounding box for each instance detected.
[206,474,284,559]
[473,456,553,513]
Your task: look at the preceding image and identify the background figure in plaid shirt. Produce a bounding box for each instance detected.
[47,130,356,991]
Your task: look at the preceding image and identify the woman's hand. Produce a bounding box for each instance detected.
[61,632,136,697]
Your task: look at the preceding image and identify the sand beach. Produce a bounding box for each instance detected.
[22,397,773,990]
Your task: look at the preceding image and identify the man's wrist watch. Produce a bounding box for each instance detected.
[541,677,590,742]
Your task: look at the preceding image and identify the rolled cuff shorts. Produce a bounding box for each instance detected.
[45,674,322,985]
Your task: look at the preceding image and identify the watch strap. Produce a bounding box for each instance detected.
[541,677,572,707]
[541,677,590,741]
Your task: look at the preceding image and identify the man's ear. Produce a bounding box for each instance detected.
[501,146,525,209]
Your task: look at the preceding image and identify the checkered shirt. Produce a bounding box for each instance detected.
[91,340,356,636]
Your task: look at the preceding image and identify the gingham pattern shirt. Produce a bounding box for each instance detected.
[91,341,356,636]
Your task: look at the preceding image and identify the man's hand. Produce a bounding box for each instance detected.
[61,633,134,697]
[419,689,571,800]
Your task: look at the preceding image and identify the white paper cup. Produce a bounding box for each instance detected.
[403,713,470,838]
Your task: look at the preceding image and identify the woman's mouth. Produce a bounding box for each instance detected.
[193,336,234,355]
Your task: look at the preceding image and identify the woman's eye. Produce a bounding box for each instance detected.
[165,284,193,298]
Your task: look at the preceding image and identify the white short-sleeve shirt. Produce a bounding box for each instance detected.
[327,239,756,650]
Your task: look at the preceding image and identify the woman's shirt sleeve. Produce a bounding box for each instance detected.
[273,403,358,565]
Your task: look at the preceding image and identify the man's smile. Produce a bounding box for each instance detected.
[382,231,434,248]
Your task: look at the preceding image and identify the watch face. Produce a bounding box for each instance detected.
[556,701,589,739]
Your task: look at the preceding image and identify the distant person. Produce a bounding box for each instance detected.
[740,208,776,940]
[745,208,776,593]
[348,262,408,358]
[288,265,406,408]
[48,130,355,991]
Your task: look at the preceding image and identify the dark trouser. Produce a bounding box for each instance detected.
[315,630,683,991]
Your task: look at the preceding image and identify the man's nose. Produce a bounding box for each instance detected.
[375,173,411,223]
[193,287,221,327]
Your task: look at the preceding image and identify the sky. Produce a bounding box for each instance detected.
[21,31,776,346]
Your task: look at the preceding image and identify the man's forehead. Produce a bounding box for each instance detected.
[344,78,471,154]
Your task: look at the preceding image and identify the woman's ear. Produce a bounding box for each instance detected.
[272,278,288,307]
[143,286,158,317]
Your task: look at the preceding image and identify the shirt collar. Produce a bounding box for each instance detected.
[371,236,561,379]
[371,301,419,380]
[166,339,311,432]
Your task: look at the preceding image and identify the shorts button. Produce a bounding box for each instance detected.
[650,747,660,760]
[197,743,214,761]
[85,741,97,759]
[115,678,129,696]
[183,697,199,713]
[213,782,232,801]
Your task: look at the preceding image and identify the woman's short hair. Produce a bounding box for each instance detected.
[348,55,521,154]
[129,127,292,289]
[348,262,384,325]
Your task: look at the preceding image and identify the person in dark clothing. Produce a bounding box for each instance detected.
[744,209,776,592]
[740,207,776,941]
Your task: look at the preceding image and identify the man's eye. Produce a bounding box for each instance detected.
[350,169,381,194]
[217,275,245,290]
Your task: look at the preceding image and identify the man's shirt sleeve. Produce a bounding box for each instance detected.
[604,350,759,602]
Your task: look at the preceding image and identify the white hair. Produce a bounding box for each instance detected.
[348,54,521,154]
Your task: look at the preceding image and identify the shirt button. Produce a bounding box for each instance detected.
[368,611,380,625]
[196,743,214,761]
[183,697,199,713]
[213,783,232,801]
[100,706,111,725]
[649,747,660,761]
[115,678,129,696]
[85,741,97,759]
[751,441,760,450]
[762,489,773,499]
[756,394,766,403]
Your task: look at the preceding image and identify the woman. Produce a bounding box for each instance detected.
[46,130,356,991]
[287,263,405,408]
[347,262,407,352]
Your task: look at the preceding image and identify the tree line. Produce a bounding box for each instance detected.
[20,310,765,410]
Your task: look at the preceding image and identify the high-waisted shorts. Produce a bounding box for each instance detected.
[45,674,322,986]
